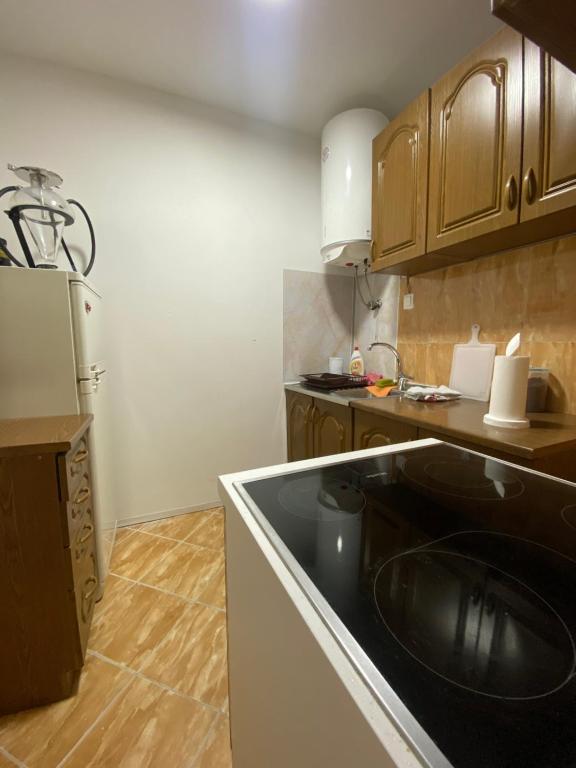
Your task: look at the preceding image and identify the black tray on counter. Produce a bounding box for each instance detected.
[299,373,369,391]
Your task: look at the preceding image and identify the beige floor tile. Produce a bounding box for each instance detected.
[195,714,232,768]
[0,656,132,768]
[0,751,20,768]
[89,581,187,670]
[61,677,216,768]
[109,530,180,581]
[90,573,134,630]
[141,541,224,602]
[131,510,217,542]
[186,511,225,550]
[113,527,135,546]
[197,558,226,610]
[139,603,228,708]
[88,573,135,649]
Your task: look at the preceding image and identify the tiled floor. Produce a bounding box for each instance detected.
[0,507,232,768]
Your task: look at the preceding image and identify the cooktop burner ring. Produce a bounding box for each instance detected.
[277,474,366,522]
[562,505,576,532]
[401,455,525,501]
[373,546,576,701]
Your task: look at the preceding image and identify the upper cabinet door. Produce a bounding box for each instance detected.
[372,90,430,270]
[427,28,523,251]
[521,41,576,221]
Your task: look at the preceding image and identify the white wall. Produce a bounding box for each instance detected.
[0,52,323,524]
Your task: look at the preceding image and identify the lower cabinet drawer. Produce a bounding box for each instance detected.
[70,505,96,579]
[353,410,418,450]
[73,549,98,658]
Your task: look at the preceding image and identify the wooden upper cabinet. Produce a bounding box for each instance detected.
[372,91,430,270]
[492,0,576,75]
[427,28,523,251]
[521,41,576,221]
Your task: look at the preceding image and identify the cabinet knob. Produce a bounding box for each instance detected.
[505,174,518,210]
[524,167,537,205]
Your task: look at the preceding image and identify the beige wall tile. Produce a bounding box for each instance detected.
[283,269,399,380]
[109,531,180,580]
[89,582,186,669]
[398,235,576,412]
[141,542,224,602]
[0,656,132,768]
[139,604,228,709]
[60,677,215,768]
[195,714,232,768]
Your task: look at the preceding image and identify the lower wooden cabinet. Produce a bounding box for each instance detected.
[287,394,412,462]
[0,416,97,714]
[417,427,576,482]
[286,391,352,460]
[312,398,352,458]
[353,410,417,450]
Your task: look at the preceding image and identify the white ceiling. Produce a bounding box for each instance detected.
[0,0,502,135]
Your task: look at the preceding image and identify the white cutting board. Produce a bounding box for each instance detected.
[449,324,496,401]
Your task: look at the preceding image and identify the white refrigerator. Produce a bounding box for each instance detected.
[0,267,113,591]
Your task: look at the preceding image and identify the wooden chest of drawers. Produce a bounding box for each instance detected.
[0,414,97,713]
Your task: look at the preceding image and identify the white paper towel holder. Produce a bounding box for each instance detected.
[483,412,530,429]
[483,353,530,430]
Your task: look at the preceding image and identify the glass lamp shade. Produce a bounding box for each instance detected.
[9,170,74,269]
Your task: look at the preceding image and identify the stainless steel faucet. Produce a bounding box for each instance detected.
[367,342,412,391]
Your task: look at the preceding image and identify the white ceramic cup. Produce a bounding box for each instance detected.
[329,357,344,375]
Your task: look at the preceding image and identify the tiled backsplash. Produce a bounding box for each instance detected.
[397,235,576,413]
[283,269,399,382]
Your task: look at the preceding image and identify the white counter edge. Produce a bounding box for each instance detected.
[219,438,449,768]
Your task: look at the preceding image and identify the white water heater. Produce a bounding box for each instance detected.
[321,108,388,267]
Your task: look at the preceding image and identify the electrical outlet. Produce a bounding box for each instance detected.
[403,293,414,310]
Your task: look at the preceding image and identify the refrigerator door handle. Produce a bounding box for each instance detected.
[78,367,106,382]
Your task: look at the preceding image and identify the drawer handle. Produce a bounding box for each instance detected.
[524,167,537,205]
[70,449,89,477]
[505,174,518,210]
[78,522,94,546]
[74,487,91,505]
[73,448,88,464]
[81,576,98,622]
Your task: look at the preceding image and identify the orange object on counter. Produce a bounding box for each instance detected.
[365,385,394,398]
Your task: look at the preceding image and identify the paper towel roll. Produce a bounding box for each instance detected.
[483,356,530,429]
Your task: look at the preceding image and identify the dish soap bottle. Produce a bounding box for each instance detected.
[349,346,365,376]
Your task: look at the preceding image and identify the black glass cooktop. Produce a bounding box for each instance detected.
[240,443,576,768]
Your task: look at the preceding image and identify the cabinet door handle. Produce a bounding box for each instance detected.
[305,404,317,425]
[74,486,91,505]
[524,167,537,205]
[505,174,518,210]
